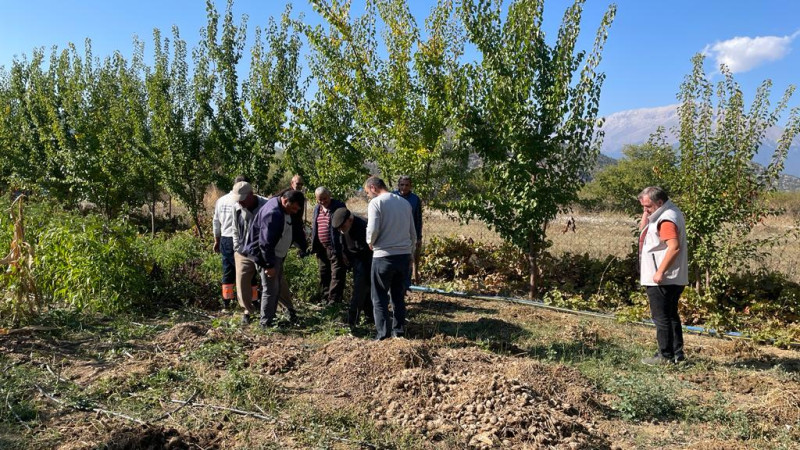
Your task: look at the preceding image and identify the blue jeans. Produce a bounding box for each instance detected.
[220,236,235,285]
[371,254,411,340]
[259,257,285,326]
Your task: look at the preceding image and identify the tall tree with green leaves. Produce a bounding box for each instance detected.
[673,54,800,293]
[292,0,467,200]
[457,0,616,298]
[242,5,303,194]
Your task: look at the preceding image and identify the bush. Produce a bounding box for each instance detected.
[142,231,218,308]
[283,250,320,304]
[34,210,150,314]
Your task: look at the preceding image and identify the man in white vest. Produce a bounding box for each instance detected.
[638,186,689,365]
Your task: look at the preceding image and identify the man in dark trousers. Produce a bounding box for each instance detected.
[393,175,423,286]
[364,176,416,340]
[638,186,689,365]
[331,208,373,334]
[311,187,346,305]
[242,190,304,328]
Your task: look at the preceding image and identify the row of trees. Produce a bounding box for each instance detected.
[0,1,303,237]
[2,0,798,299]
[0,0,617,297]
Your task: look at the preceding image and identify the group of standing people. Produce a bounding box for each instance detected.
[212,174,422,340]
[216,177,689,361]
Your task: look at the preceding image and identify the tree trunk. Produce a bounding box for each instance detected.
[150,197,156,238]
[528,235,539,300]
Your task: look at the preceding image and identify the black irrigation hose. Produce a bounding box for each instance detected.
[409,285,800,349]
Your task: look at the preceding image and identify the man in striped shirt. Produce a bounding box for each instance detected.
[311,187,346,305]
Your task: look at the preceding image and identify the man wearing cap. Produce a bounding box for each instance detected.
[311,187,347,305]
[213,175,249,309]
[331,208,373,334]
[393,175,423,286]
[364,176,416,340]
[241,189,305,328]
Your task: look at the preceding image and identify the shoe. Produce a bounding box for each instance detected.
[288,310,299,324]
[641,354,674,366]
[241,314,251,326]
[260,319,276,329]
[674,355,687,364]
[391,331,405,339]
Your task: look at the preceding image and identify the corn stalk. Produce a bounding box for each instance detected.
[0,195,40,326]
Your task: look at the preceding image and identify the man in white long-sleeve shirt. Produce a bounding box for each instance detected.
[364,176,417,340]
[213,175,248,309]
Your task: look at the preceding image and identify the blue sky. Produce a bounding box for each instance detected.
[2,0,800,116]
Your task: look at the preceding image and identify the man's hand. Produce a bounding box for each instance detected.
[264,267,276,278]
[653,271,664,284]
[213,238,221,253]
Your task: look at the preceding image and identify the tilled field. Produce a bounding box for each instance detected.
[1,293,798,449]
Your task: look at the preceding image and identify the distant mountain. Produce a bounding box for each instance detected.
[599,104,800,182]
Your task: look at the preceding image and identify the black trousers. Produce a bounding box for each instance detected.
[348,257,373,327]
[646,285,685,360]
[317,247,346,304]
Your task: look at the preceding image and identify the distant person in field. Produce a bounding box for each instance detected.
[331,207,374,334]
[638,186,689,365]
[393,175,423,286]
[311,187,347,305]
[241,189,305,328]
[364,176,416,340]
[212,175,249,309]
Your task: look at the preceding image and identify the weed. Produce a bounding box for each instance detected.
[607,374,683,422]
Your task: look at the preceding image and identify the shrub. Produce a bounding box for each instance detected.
[608,374,683,422]
[283,250,321,304]
[142,231,218,308]
[35,210,150,314]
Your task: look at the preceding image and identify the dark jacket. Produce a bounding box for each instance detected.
[393,190,422,240]
[341,215,372,263]
[311,198,345,256]
[275,188,308,254]
[241,197,288,268]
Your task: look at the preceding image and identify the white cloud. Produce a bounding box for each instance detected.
[703,31,800,73]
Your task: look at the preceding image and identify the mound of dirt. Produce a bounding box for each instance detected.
[300,336,608,449]
[155,322,209,350]
[97,425,219,450]
[249,337,308,375]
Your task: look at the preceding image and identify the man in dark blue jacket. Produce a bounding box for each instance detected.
[242,190,304,328]
[331,208,373,334]
[311,187,346,305]
[393,175,423,286]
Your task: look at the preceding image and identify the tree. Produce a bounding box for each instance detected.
[290,0,468,200]
[672,54,800,293]
[242,5,303,194]
[456,0,616,298]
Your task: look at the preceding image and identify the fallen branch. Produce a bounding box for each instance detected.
[155,390,198,422]
[169,399,273,421]
[34,384,147,425]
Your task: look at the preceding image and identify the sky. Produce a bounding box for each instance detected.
[2,0,800,117]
